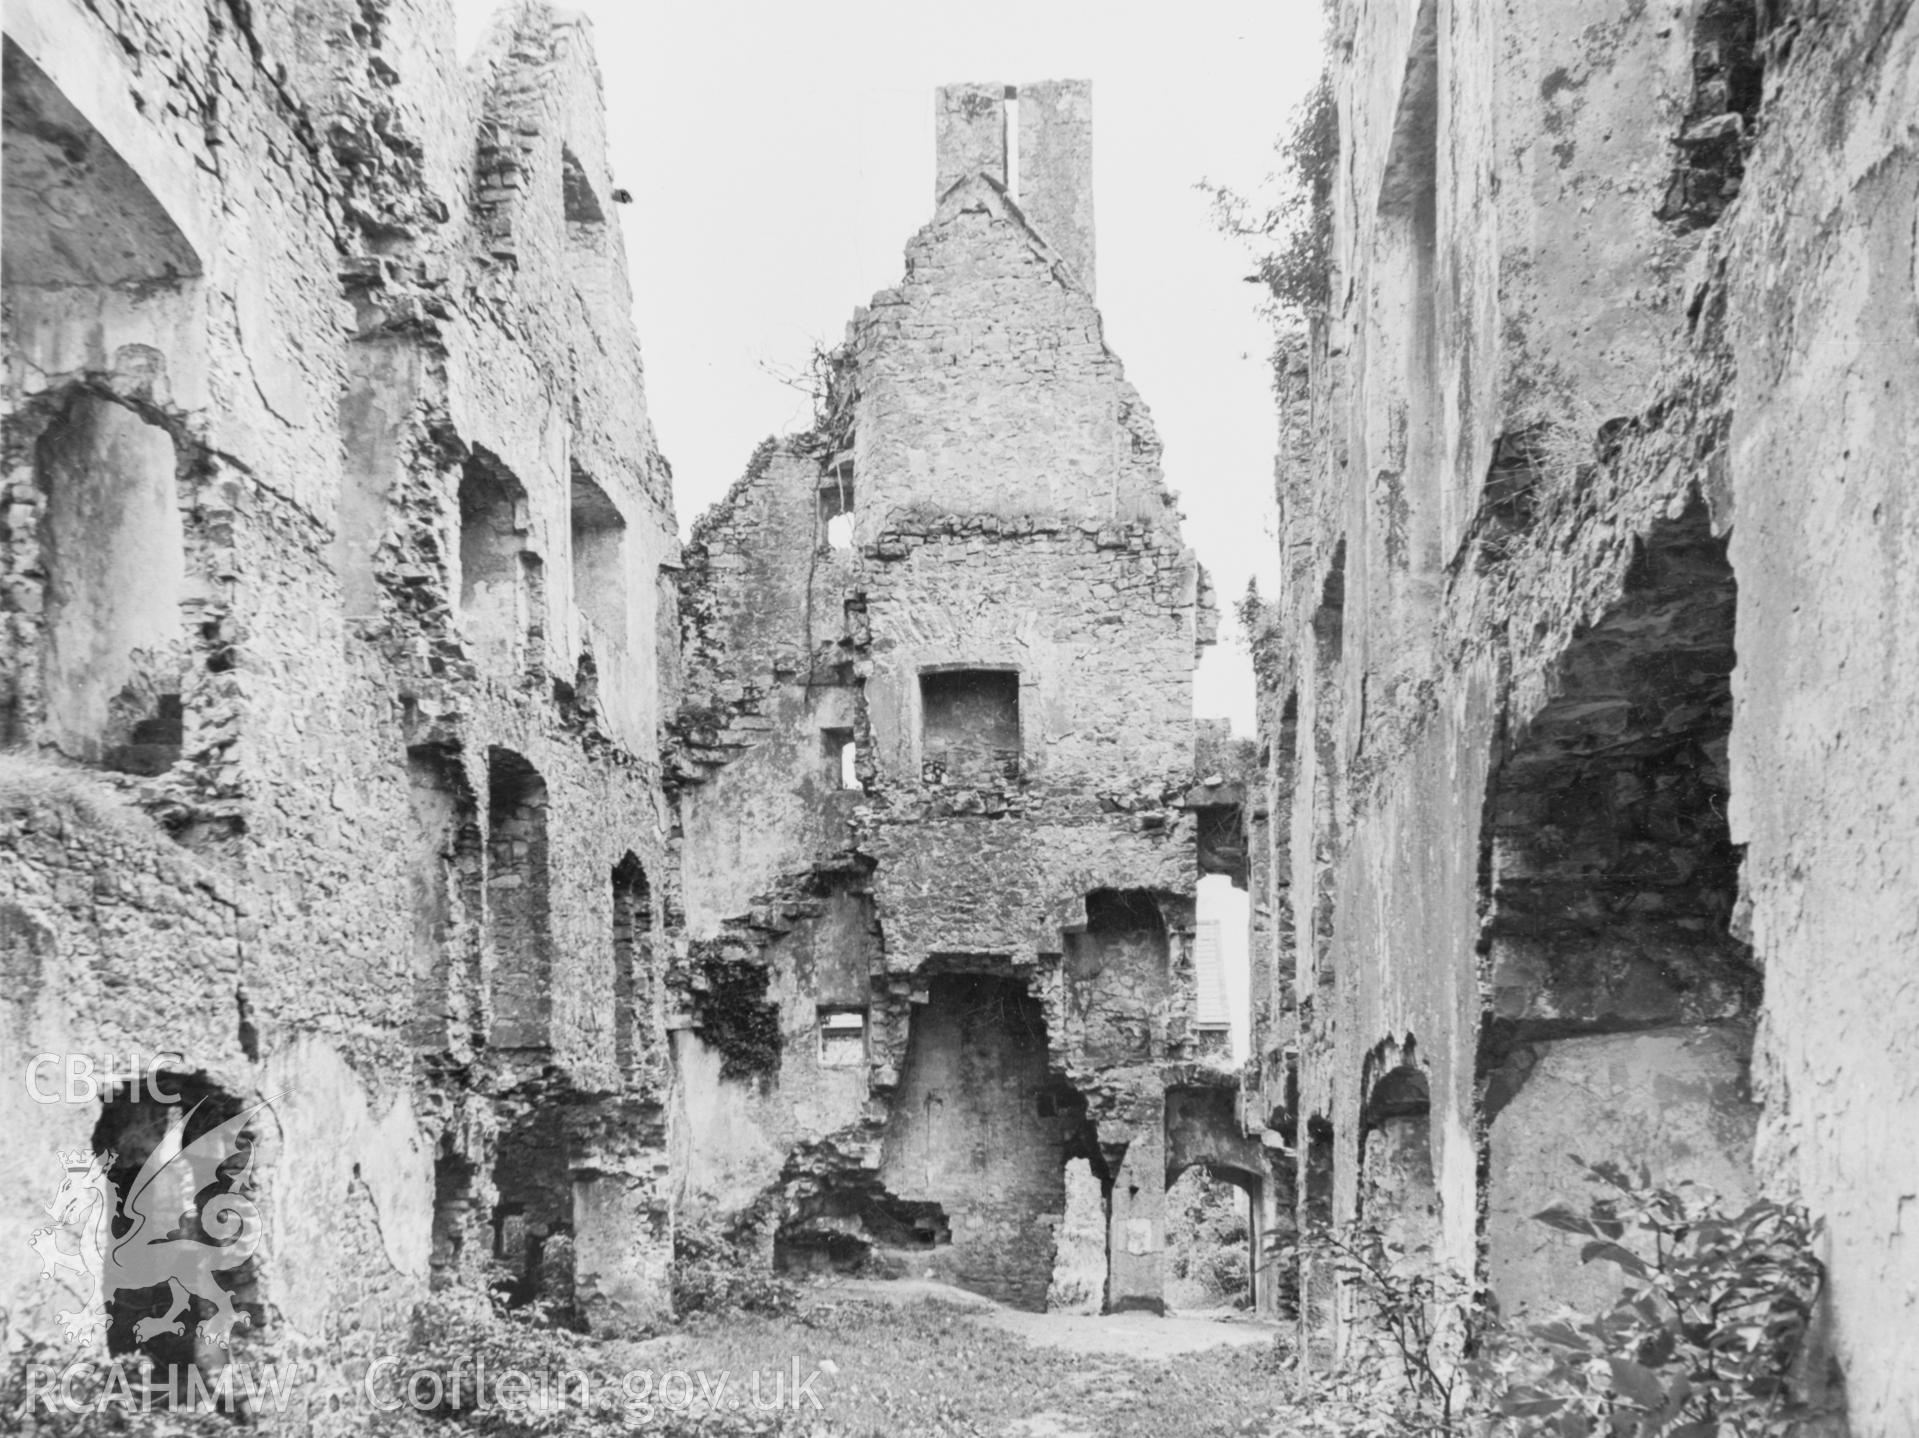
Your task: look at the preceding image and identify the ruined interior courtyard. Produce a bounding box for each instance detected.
[2,0,1916,1434]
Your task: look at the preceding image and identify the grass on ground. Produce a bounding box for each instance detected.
[633,1295,1292,1437]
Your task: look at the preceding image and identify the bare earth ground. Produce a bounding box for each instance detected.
[612,1278,1300,1437]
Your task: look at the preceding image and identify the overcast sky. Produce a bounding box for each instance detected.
[452,0,1323,734]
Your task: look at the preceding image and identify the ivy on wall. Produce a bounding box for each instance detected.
[692,953,782,1083]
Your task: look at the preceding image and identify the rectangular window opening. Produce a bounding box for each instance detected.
[819,462,854,551]
[818,1007,867,1067]
[822,727,859,790]
[920,668,1021,782]
[571,465,627,648]
[487,747,552,1051]
[458,451,534,671]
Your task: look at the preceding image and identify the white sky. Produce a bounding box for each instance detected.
[451,1,1323,733]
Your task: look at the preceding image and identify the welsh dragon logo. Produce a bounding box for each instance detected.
[29,1097,273,1348]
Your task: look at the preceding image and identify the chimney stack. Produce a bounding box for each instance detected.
[933,80,1096,294]
[1015,79,1095,294]
[935,82,1007,196]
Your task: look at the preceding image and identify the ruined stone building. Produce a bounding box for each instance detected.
[668,79,1264,1316]
[2,0,680,1379]
[0,0,1278,1387]
[8,0,1916,1423]
[1252,1,1919,1430]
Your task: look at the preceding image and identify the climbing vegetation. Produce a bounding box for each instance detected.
[1202,68,1337,322]
[691,954,783,1083]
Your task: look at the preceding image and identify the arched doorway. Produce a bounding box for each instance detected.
[1163,1160,1261,1312]
[1163,1082,1281,1315]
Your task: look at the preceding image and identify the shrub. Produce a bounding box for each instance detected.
[1166,1166,1254,1308]
[1479,1161,1832,1437]
[670,1218,799,1319]
[367,1289,617,1431]
[1278,1160,1837,1437]
[1282,1220,1483,1436]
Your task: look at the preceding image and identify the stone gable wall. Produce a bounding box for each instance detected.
[665,90,1250,1314]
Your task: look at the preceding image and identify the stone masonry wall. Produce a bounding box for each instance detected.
[668,85,1258,1314]
[1716,5,1919,1426]
[1,0,680,1380]
[1259,0,1919,1427]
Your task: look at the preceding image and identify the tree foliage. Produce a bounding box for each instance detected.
[1203,69,1337,320]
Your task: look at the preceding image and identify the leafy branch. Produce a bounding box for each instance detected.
[1200,69,1337,322]
[1270,1159,1838,1437]
[1485,1159,1831,1437]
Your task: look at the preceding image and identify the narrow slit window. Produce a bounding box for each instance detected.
[820,461,854,552]
[560,146,606,227]
[821,727,859,789]
[458,451,534,672]
[1004,87,1021,199]
[818,1008,867,1067]
[570,466,627,648]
